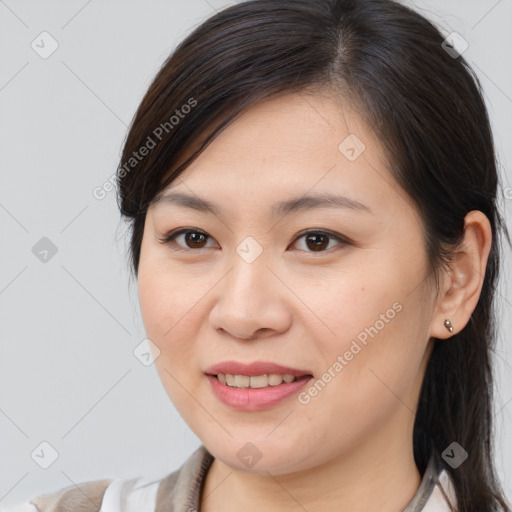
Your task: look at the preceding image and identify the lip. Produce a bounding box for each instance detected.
[206,374,313,411]
[205,360,313,378]
[204,360,314,411]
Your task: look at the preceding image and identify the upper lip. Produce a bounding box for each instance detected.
[205,360,313,377]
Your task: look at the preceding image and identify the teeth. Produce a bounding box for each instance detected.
[268,374,284,386]
[216,373,298,388]
[235,375,250,387]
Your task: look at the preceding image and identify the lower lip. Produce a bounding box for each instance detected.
[206,374,313,411]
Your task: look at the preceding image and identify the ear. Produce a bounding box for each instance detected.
[429,210,493,339]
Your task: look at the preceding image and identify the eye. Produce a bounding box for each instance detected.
[158,228,219,250]
[290,230,349,253]
[158,228,350,253]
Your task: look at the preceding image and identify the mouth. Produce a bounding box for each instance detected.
[209,372,313,388]
[206,360,312,375]
[204,361,314,410]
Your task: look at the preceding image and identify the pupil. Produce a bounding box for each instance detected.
[307,233,328,251]
[186,232,206,248]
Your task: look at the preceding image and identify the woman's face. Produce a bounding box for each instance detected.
[137,91,438,475]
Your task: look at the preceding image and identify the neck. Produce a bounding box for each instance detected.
[200,412,422,512]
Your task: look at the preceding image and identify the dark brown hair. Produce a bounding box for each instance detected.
[116,0,511,510]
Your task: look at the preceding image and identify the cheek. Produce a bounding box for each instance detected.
[288,256,403,343]
[137,258,192,353]
[137,262,205,412]
[137,269,172,339]
[296,251,429,393]
[137,253,221,377]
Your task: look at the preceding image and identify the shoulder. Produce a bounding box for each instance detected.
[419,452,459,512]
[1,478,113,512]
[2,471,181,512]
[404,450,459,512]
[422,468,458,512]
[3,445,214,512]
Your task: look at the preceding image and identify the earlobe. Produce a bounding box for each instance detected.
[429,210,492,340]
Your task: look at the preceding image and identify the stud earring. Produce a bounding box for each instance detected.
[444,319,454,333]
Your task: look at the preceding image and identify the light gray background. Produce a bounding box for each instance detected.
[1,0,511,507]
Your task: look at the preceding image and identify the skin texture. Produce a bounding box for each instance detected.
[137,91,492,512]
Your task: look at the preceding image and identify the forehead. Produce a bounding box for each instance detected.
[152,92,406,219]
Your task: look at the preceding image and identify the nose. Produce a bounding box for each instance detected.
[209,251,292,341]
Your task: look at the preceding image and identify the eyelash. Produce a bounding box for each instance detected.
[157,228,351,254]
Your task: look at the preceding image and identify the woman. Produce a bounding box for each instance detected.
[8,0,510,511]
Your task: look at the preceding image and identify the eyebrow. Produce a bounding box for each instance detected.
[153,190,372,218]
